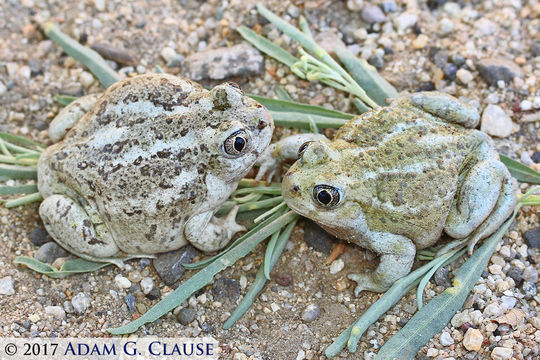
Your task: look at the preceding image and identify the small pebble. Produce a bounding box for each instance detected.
[440,331,454,346]
[71,293,91,314]
[523,227,540,248]
[484,302,503,318]
[522,266,538,283]
[153,245,197,285]
[477,58,524,86]
[456,68,473,84]
[393,12,418,32]
[145,287,161,301]
[0,276,15,295]
[463,328,483,351]
[125,294,136,312]
[140,277,154,295]
[28,227,51,246]
[201,322,214,333]
[177,307,197,325]
[380,1,397,13]
[329,259,344,274]
[491,347,513,360]
[500,296,516,311]
[438,18,454,35]
[34,242,68,264]
[79,72,94,88]
[412,34,429,49]
[346,0,363,12]
[114,275,132,289]
[212,278,240,302]
[506,267,523,284]
[45,306,66,320]
[520,100,532,111]
[361,5,386,24]
[160,47,176,64]
[522,281,536,299]
[480,104,513,138]
[0,81,7,95]
[275,272,292,286]
[91,42,137,65]
[301,303,320,322]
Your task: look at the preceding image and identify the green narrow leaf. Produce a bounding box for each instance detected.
[55,94,78,106]
[14,256,110,278]
[374,215,515,360]
[237,26,298,67]
[108,211,299,335]
[5,192,43,208]
[263,231,280,279]
[275,86,293,102]
[45,23,121,88]
[336,48,398,107]
[353,98,370,114]
[500,154,540,184]
[249,95,353,119]
[0,164,38,180]
[0,184,38,196]
[0,132,44,148]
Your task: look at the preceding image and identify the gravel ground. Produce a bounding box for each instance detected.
[1,0,539,359]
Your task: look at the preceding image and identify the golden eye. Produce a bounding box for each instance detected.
[224,130,249,156]
[298,141,314,159]
[312,184,342,208]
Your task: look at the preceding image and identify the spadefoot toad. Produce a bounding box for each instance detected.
[38,74,273,265]
[259,92,516,294]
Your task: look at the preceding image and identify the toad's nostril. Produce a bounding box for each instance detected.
[290,185,300,194]
[258,120,267,129]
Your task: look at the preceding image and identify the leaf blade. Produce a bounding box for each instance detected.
[500,154,540,184]
[237,26,298,68]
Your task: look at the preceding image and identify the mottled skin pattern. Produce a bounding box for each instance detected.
[38,74,273,265]
[261,92,517,294]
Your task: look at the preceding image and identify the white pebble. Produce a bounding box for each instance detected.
[533,96,540,109]
[500,296,516,311]
[393,12,418,33]
[239,275,247,289]
[485,93,500,104]
[0,81,7,95]
[440,331,454,346]
[491,347,513,360]
[71,292,91,314]
[160,47,176,64]
[520,100,532,111]
[329,259,344,274]
[483,302,503,318]
[480,104,513,138]
[114,274,132,289]
[0,276,15,295]
[456,69,473,84]
[79,72,94,88]
[438,18,454,35]
[93,0,105,11]
[45,306,66,320]
[140,277,154,295]
[522,266,538,283]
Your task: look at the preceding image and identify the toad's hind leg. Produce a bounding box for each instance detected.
[444,158,516,254]
[39,194,126,266]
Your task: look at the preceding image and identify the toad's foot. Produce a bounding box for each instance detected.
[348,273,391,295]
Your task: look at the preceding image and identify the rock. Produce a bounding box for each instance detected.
[380,1,397,13]
[394,12,418,33]
[93,0,105,11]
[45,306,66,320]
[438,18,454,35]
[153,245,197,285]
[286,5,300,18]
[301,303,320,322]
[506,267,523,285]
[184,43,264,80]
[145,287,161,301]
[160,47,176,64]
[368,53,384,69]
[361,5,386,24]
[440,331,454,346]
[303,220,338,254]
[0,276,15,295]
[475,18,497,36]
[201,322,214,333]
[523,227,540,248]
[140,277,154,295]
[491,347,513,360]
[79,72,94,88]
[480,104,513,138]
[522,281,536,300]
[531,41,540,57]
[530,152,540,163]
[500,296,516,311]
[427,0,449,9]
[177,307,197,325]
[212,277,240,302]
[412,34,429,49]
[71,293,91,314]
[34,242,68,264]
[314,31,346,56]
[329,259,344,274]
[28,227,51,246]
[443,63,458,80]
[463,328,483,351]
[0,81,7,95]
[520,100,532,111]
[114,275,132,289]
[125,294,136,312]
[346,0,363,12]
[477,58,523,86]
[91,43,137,65]
[456,68,473,84]
[434,266,452,288]
[274,272,292,286]
[484,302,503,318]
[167,54,184,68]
[522,266,538,283]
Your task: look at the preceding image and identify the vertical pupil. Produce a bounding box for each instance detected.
[317,190,332,205]
[234,137,245,151]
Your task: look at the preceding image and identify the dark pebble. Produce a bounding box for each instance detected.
[91,43,137,66]
[22,319,31,329]
[7,81,14,90]
[383,46,394,55]
[443,63,458,80]
[34,120,48,131]
[477,58,523,86]
[368,54,384,70]
[139,258,151,269]
[135,21,146,29]
[34,242,68,263]
[153,245,197,286]
[28,59,42,77]
[427,0,449,9]
[531,152,540,163]
[177,307,196,325]
[434,266,452,288]
[211,277,240,302]
[523,227,540,248]
[460,322,474,332]
[303,220,338,254]
[60,84,83,97]
[432,50,449,69]
[506,267,523,285]
[28,227,51,246]
[274,272,293,287]
[416,81,436,92]
[145,287,161,301]
[201,322,214,333]
[125,294,136,312]
[531,41,540,57]
[522,281,536,300]
[481,270,489,278]
[451,54,466,67]
[398,317,409,327]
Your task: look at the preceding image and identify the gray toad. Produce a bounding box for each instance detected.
[258,92,517,294]
[38,74,273,265]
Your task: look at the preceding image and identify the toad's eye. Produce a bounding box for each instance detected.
[227,82,242,91]
[312,185,342,208]
[298,141,313,159]
[224,130,249,156]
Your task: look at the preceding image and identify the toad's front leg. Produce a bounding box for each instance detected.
[348,231,416,294]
